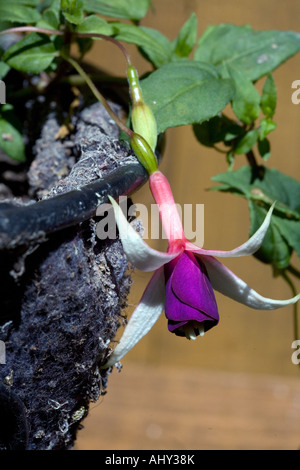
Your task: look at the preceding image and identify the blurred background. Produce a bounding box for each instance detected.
[76,0,300,450]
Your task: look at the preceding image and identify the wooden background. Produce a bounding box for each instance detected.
[76,0,300,450]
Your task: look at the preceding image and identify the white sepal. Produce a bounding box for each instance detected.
[186,203,275,258]
[103,268,165,367]
[203,255,300,309]
[109,196,180,271]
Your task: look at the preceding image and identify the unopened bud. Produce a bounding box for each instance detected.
[131,103,157,153]
[130,132,158,175]
[127,65,157,152]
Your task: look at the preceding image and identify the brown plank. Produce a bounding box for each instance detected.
[76,364,300,450]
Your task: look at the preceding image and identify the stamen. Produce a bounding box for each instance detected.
[184,327,197,340]
[179,322,205,340]
[198,325,205,337]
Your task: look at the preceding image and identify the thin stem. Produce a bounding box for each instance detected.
[62,73,128,87]
[212,145,228,154]
[75,32,131,66]
[0,26,64,36]
[281,271,299,351]
[246,149,259,168]
[0,26,132,65]
[1,26,133,134]
[63,55,133,137]
[287,264,300,280]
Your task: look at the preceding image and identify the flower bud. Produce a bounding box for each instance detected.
[130,132,158,175]
[127,65,157,152]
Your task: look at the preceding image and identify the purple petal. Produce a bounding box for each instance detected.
[164,251,219,335]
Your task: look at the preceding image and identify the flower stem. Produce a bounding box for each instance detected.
[149,171,186,249]
[1,25,133,136]
[0,26,132,66]
[63,55,133,137]
[287,264,300,280]
[75,31,132,66]
[0,26,64,37]
[281,271,299,367]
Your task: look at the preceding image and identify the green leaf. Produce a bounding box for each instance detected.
[234,129,259,155]
[61,0,84,25]
[0,106,26,162]
[193,114,243,147]
[257,137,271,161]
[272,216,300,261]
[211,165,300,267]
[228,66,261,124]
[226,151,235,170]
[37,0,61,30]
[0,62,10,80]
[74,15,113,54]
[173,13,198,58]
[111,23,172,68]
[0,2,41,24]
[249,201,292,268]
[212,166,300,215]
[138,27,174,66]
[194,24,300,81]
[0,48,10,80]
[3,33,58,74]
[140,60,235,134]
[259,117,277,140]
[76,15,113,35]
[11,0,39,5]
[40,0,60,9]
[37,9,60,30]
[260,73,277,118]
[83,0,150,21]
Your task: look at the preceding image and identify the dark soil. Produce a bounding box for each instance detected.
[0,81,146,450]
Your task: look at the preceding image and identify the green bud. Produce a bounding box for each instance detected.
[127,65,143,103]
[131,103,157,153]
[130,132,158,175]
[127,65,157,152]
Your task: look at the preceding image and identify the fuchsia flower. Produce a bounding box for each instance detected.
[104,170,300,367]
[164,251,219,339]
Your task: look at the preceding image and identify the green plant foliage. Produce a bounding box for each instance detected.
[260,73,277,118]
[61,0,84,25]
[83,0,150,21]
[234,129,259,155]
[0,1,41,26]
[36,0,61,30]
[257,137,271,161]
[111,23,173,67]
[0,2,299,282]
[111,14,199,67]
[76,15,113,35]
[141,60,235,134]
[211,166,300,268]
[3,32,58,74]
[172,12,198,58]
[0,105,26,162]
[193,115,243,147]
[0,47,10,79]
[194,23,300,81]
[228,66,261,124]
